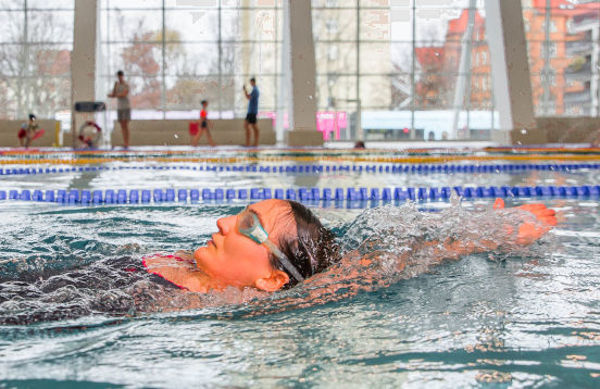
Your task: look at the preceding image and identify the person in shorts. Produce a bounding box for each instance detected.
[108,70,131,148]
[243,77,260,147]
[190,100,216,147]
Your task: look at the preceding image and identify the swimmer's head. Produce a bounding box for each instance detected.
[193,199,339,291]
[28,113,36,121]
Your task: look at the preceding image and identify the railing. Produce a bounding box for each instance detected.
[564,90,592,104]
[565,40,593,56]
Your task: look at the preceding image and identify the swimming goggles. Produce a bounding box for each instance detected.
[237,207,305,282]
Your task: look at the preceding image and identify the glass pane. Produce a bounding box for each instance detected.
[0,78,19,119]
[360,0,394,6]
[27,76,72,114]
[221,10,241,41]
[102,42,163,77]
[122,76,162,109]
[315,42,357,74]
[165,43,219,76]
[360,75,391,109]
[0,11,24,43]
[523,0,600,116]
[315,74,358,111]
[359,42,391,74]
[0,1,23,10]
[164,0,218,9]
[359,9,390,41]
[102,0,162,10]
[27,10,74,43]
[413,71,453,110]
[165,75,218,110]
[28,43,71,76]
[102,10,162,43]
[0,44,23,76]
[165,9,219,42]
[220,42,278,76]
[312,9,357,41]
[27,0,73,9]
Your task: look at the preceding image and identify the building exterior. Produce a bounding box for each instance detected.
[562,2,600,116]
[414,1,599,118]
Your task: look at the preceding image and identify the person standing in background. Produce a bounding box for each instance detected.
[190,100,216,147]
[243,77,260,147]
[108,70,131,148]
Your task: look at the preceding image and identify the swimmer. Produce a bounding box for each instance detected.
[143,198,557,293]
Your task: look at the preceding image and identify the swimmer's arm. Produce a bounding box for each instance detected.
[416,201,557,264]
[107,82,117,97]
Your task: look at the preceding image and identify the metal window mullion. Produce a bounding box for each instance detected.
[273,3,278,127]
[542,0,551,115]
[218,0,222,118]
[161,0,166,118]
[410,0,415,139]
[356,0,360,140]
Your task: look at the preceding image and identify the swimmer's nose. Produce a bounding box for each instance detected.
[216,215,235,235]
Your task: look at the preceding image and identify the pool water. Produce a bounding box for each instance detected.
[1,150,599,387]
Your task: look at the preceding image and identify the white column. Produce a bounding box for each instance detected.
[485,0,544,144]
[284,0,323,146]
[71,0,98,147]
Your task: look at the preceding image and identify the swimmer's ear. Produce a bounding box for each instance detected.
[254,270,289,292]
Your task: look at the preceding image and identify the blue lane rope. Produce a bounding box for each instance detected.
[1,185,599,205]
[1,162,600,177]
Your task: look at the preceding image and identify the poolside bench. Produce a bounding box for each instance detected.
[109,119,276,146]
[0,119,61,147]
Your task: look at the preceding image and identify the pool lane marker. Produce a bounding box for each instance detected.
[1,185,599,205]
[2,153,600,165]
[1,162,600,177]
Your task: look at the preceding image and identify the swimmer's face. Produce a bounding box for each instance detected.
[194,199,295,291]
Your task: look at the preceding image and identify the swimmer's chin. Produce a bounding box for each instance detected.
[193,246,212,271]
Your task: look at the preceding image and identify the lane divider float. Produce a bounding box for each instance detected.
[1,162,600,177]
[1,184,599,205]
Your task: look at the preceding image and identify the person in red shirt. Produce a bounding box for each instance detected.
[190,100,216,147]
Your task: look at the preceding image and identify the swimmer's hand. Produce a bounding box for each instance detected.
[494,198,557,245]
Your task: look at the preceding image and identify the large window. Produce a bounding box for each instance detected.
[522,0,600,117]
[312,0,496,141]
[99,0,282,120]
[0,0,73,121]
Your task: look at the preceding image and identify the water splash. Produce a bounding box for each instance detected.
[0,202,552,325]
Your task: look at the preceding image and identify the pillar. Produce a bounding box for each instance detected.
[71,0,98,147]
[284,0,323,146]
[485,0,545,144]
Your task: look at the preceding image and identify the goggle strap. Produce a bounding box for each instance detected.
[263,240,305,282]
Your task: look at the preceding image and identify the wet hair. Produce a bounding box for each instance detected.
[28,113,36,121]
[117,70,124,77]
[273,200,341,288]
[201,100,207,105]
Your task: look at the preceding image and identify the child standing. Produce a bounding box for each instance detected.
[190,100,216,147]
[17,114,44,148]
